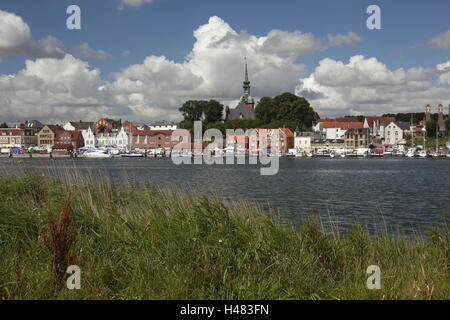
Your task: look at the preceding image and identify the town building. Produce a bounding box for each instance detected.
[344,128,370,149]
[132,130,175,150]
[225,59,255,121]
[96,127,129,149]
[83,127,96,149]
[149,121,178,130]
[294,129,313,151]
[364,116,396,137]
[248,128,294,154]
[383,121,410,146]
[0,128,23,149]
[37,125,64,148]
[55,130,84,150]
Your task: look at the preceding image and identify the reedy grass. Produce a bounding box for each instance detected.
[0,168,448,299]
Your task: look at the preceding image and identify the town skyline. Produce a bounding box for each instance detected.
[0,1,450,124]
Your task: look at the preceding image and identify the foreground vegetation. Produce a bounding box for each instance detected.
[0,169,448,299]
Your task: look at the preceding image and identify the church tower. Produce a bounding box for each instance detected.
[240,58,255,110]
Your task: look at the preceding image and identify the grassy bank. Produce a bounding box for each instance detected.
[0,169,448,299]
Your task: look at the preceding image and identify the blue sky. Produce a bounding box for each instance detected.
[0,0,449,123]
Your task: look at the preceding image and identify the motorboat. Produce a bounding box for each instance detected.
[121,151,144,157]
[83,150,112,158]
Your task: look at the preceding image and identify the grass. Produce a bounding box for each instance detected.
[0,168,448,300]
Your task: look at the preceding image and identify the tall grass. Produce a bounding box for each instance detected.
[0,168,448,299]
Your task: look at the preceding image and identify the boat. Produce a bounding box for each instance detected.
[121,151,144,157]
[406,149,415,158]
[83,150,112,158]
[418,150,427,158]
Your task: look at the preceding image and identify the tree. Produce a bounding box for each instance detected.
[202,100,224,124]
[425,120,437,138]
[179,100,204,122]
[0,122,8,128]
[254,97,277,124]
[255,92,316,129]
[445,119,450,136]
[179,100,223,124]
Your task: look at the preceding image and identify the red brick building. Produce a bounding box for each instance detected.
[55,130,84,150]
[132,130,176,150]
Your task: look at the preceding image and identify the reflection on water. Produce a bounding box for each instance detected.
[1,157,449,234]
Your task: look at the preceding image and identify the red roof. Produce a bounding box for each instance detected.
[279,127,294,137]
[55,130,82,141]
[322,122,363,129]
[365,117,396,128]
[132,130,174,136]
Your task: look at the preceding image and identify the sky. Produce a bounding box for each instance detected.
[0,0,449,124]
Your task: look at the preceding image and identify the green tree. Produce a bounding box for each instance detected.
[0,122,8,128]
[255,92,315,129]
[203,100,224,124]
[425,120,437,138]
[445,119,450,136]
[179,100,204,122]
[179,100,223,124]
[254,97,277,124]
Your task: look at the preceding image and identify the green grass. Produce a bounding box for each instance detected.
[0,169,448,299]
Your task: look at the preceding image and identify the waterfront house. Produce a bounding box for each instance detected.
[383,121,410,146]
[55,130,84,150]
[0,128,23,149]
[96,127,129,149]
[364,116,396,137]
[344,128,370,148]
[131,129,175,150]
[83,127,96,149]
[294,130,313,151]
[251,128,294,154]
[37,125,64,148]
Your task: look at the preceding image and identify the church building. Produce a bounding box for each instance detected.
[225,60,255,121]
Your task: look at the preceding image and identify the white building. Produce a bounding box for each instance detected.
[294,131,312,151]
[149,121,178,130]
[83,127,96,149]
[384,121,410,146]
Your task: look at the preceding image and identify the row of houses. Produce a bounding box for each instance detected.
[0,119,180,152]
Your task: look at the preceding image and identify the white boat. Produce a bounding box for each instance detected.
[83,150,112,158]
[121,152,143,158]
[419,151,427,158]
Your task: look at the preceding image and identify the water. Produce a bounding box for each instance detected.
[1,157,449,234]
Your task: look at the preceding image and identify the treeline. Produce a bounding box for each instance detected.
[382,113,438,124]
[179,92,317,133]
[0,122,8,128]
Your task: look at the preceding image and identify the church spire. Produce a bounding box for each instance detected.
[242,57,250,97]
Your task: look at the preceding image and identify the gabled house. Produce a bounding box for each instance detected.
[37,125,64,148]
[383,121,411,146]
[344,128,370,149]
[55,130,84,150]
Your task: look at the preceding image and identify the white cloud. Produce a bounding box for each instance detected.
[436,61,450,84]
[296,55,450,116]
[328,32,362,46]
[429,30,450,49]
[118,0,153,10]
[75,42,110,59]
[0,10,64,59]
